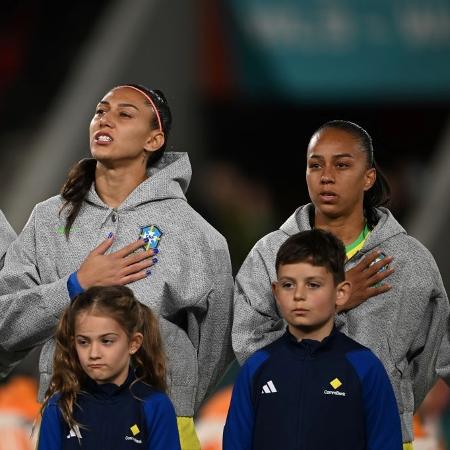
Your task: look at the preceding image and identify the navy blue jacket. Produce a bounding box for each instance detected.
[37,371,181,450]
[223,329,402,450]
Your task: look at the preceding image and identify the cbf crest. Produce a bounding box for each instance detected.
[139,225,163,250]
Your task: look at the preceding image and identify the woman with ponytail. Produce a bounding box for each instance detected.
[232,120,448,449]
[37,285,181,450]
[0,84,233,449]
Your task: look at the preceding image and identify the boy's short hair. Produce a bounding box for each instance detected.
[275,229,346,284]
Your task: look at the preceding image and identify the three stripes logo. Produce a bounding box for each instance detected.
[261,380,277,394]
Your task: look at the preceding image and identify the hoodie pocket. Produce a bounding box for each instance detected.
[159,317,199,417]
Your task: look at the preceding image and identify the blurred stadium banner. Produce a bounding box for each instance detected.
[226,0,450,101]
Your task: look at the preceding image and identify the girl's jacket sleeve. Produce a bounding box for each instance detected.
[36,402,63,450]
[0,207,71,378]
[0,209,16,269]
[144,393,181,450]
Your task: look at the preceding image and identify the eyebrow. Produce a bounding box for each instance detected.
[308,153,355,159]
[98,100,140,111]
[76,333,119,339]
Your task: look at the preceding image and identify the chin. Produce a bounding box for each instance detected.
[316,205,342,219]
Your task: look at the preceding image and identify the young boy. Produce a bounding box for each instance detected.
[223,229,402,450]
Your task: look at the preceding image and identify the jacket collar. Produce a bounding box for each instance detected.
[284,325,338,357]
[83,368,135,400]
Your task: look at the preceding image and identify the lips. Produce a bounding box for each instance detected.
[292,308,308,315]
[88,364,105,369]
[319,191,338,202]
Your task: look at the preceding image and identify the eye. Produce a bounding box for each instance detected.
[76,338,89,346]
[95,108,105,115]
[101,338,115,345]
[336,161,350,169]
[119,111,132,118]
[307,281,321,289]
[281,281,294,289]
[308,162,321,169]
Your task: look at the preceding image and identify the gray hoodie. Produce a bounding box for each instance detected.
[0,209,16,268]
[0,152,234,416]
[233,203,449,443]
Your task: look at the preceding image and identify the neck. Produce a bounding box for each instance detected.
[95,161,148,208]
[314,208,366,246]
[288,319,334,342]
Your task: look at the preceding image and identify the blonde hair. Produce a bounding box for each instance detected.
[40,285,167,431]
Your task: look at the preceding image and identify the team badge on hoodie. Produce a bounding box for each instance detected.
[139,225,163,250]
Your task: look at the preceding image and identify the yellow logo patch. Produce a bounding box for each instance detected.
[330,378,342,390]
[130,424,140,436]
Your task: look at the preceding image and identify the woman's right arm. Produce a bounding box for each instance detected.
[0,207,71,377]
[0,207,156,378]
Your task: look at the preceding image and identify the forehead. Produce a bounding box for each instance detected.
[75,311,123,335]
[307,128,362,158]
[277,261,332,280]
[99,87,150,107]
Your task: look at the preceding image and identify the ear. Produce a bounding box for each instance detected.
[129,332,143,355]
[363,167,376,192]
[335,280,351,308]
[272,281,279,304]
[144,130,165,153]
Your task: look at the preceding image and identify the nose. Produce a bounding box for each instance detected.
[99,111,113,128]
[320,164,335,184]
[88,342,101,360]
[294,285,306,301]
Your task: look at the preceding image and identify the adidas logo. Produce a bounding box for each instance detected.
[261,380,277,394]
[66,425,82,439]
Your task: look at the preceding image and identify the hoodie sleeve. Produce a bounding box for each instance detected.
[376,238,450,411]
[426,274,450,401]
[193,244,234,410]
[402,256,449,410]
[0,209,16,269]
[436,320,450,386]
[0,207,71,378]
[232,238,286,365]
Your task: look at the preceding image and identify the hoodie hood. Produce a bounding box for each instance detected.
[279,203,406,256]
[86,152,191,210]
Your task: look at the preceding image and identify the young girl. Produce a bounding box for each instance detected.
[37,285,181,450]
[232,120,449,449]
[0,84,233,449]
